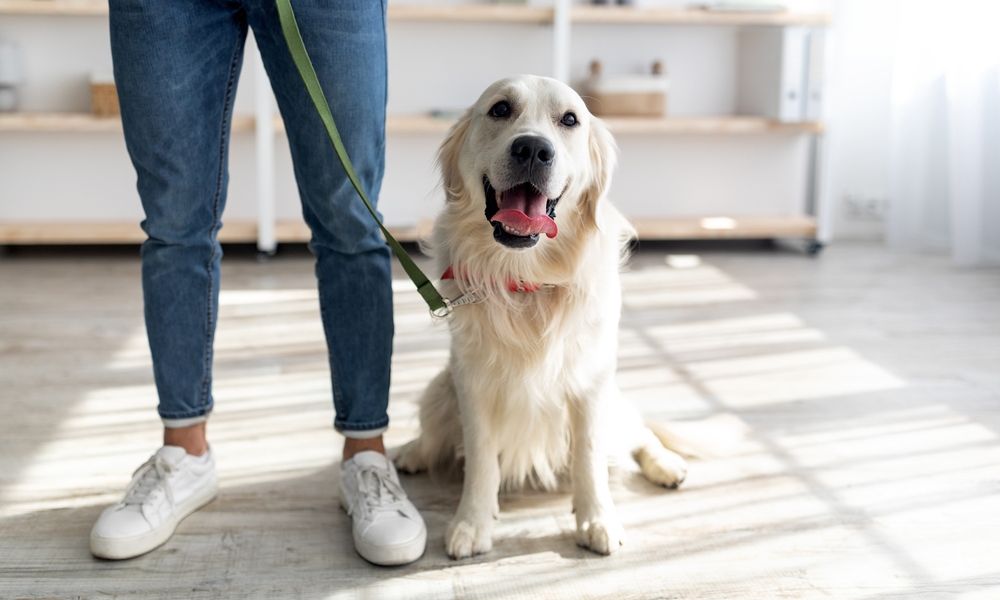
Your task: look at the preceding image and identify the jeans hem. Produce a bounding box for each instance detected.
[335,420,389,440]
[161,410,212,429]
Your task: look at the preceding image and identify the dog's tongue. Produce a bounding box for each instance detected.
[491,185,558,238]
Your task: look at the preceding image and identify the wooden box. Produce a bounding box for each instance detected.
[582,60,669,118]
[90,75,119,117]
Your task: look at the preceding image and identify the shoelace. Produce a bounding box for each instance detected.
[122,454,174,508]
[353,465,408,521]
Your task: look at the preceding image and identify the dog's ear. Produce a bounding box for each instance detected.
[438,109,473,202]
[580,116,617,229]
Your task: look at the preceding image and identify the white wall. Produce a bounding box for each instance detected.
[0,15,260,224]
[820,0,896,240]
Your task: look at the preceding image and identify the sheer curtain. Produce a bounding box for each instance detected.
[888,0,1000,266]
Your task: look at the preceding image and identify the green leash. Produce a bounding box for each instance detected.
[275,0,449,317]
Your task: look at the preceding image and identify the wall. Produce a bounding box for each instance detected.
[820,0,896,240]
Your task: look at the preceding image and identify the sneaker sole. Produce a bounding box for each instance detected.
[90,481,219,560]
[339,497,427,566]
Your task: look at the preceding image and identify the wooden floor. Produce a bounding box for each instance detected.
[1,243,999,599]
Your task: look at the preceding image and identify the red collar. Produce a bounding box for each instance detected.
[441,265,542,293]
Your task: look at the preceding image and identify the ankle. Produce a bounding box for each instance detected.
[164,423,209,456]
[343,435,385,461]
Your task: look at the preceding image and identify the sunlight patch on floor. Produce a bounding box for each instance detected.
[621,264,758,309]
[688,347,906,407]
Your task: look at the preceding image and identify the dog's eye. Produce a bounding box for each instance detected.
[560,112,578,127]
[488,101,511,119]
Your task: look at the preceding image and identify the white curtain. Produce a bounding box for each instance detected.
[888,0,1000,266]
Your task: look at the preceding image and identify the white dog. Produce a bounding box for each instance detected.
[395,75,688,559]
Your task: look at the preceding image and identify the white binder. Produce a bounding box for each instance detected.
[737,26,815,122]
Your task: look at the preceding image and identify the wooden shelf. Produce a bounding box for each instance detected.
[0,220,432,244]
[0,112,256,132]
[275,115,456,135]
[0,0,106,16]
[389,4,552,24]
[572,6,830,26]
[276,115,822,136]
[603,117,822,135]
[0,216,814,244]
[0,1,553,22]
[0,113,450,134]
[0,1,829,26]
[631,215,817,240]
[270,219,434,243]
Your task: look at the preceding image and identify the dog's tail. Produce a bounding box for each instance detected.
[646,413,751,460]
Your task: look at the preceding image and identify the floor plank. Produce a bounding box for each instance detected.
[1,243,999,599]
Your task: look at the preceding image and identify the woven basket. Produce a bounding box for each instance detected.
[90,81,120,117]
[583,60,668,118]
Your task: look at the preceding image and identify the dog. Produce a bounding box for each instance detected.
[395,75,688,559]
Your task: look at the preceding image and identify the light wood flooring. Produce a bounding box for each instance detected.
[1,242,998,599]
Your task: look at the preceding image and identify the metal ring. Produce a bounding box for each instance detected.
[430,299,453,319]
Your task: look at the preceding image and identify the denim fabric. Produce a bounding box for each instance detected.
[109,0,393,434]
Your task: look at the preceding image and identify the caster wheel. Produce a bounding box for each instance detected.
[806,240,825,256]
[256,249,276,263]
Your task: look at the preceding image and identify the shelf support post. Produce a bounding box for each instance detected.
[552,0,571,82]
[253,45,277,254]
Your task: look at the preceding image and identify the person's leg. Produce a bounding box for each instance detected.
[91,0,247,560]
[248,0,393,451]
[248,1,425,566]
[113,0,249,451]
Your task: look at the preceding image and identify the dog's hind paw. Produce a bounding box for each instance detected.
[445,517,493,559]
[575,514,624,555]
[393,439,427,474]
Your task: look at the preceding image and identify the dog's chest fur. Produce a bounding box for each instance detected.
[448,280,619,490]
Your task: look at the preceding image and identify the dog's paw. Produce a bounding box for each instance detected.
[575,513,624,555]
[639,448,688,489]
[393,439,427,474]
[445,517,493,559]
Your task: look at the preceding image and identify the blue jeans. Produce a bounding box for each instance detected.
[109,0,393,438]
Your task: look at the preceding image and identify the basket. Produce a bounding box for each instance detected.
[583,60,669,118]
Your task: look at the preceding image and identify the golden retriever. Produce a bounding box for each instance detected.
[395,75,687,559]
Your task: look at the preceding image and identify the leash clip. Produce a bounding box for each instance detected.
[430,299,453,320]
[430,288,486,320]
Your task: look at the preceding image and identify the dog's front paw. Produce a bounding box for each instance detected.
[445,516,493,559]
[575,512,624,555]
[641,450,688,489]
[393,439,427,474]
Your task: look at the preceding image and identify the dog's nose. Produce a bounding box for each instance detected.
[510,135,554,168]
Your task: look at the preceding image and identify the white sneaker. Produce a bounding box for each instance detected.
[340,450,426,566]
[90,446,218,560]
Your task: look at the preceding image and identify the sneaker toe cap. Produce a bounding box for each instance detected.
[91,506,153,540]
[360,512,426,547]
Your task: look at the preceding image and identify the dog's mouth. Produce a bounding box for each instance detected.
[483,177,559,249]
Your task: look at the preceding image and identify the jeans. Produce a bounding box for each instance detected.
[109,0,393,438]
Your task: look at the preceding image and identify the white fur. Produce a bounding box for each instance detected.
[395,76,687,559]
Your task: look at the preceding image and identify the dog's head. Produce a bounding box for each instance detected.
[438,75,616,256]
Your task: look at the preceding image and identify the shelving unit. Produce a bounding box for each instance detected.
[0,1,832,250]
